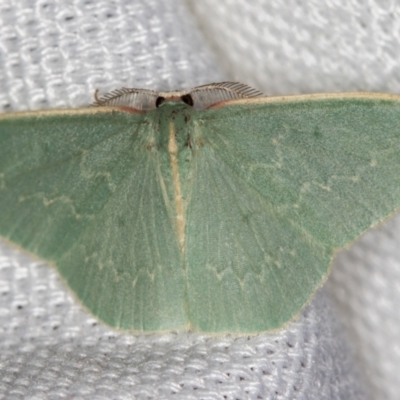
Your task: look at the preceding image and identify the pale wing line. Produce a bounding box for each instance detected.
[208,122,332,276]
[186,151,230,328]
[203,139,328,308]
[207,100,398,234]
[223,158,323,314]
[56,128,146,272]
[80,153,148,319]
[200,150,289,317]
[128,148,171,330]
[2,118,137,187]
[2,120,146,267]
[264,121,388,249]
[2,121,143,243]
[206,152,301,327]
[75,134,145,226]
[207,127,320,260]
[130,149,183,329]
[114,149,160,329]
[276,123,399,246]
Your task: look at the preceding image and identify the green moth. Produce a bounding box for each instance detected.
[1,82,400,333]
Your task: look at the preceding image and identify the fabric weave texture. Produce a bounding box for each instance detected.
[1,1,399,399]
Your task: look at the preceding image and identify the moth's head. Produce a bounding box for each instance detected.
[155,93,194,108]
[91,82,264,114]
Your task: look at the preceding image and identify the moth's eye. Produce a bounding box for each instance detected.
[181,94,194,107]
[156,96,166,108]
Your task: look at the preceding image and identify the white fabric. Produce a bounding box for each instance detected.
[0,0,398,398]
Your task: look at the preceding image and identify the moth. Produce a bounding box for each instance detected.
[1,82,400,333]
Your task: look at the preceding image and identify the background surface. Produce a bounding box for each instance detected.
[1,1,399,399]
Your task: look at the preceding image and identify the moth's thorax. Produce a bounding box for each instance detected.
[152,101,195,151]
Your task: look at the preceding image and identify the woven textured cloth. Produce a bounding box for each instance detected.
[0,0,399,399]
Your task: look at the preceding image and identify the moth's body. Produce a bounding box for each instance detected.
[1,83,400,333]
[148,102,196,252]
